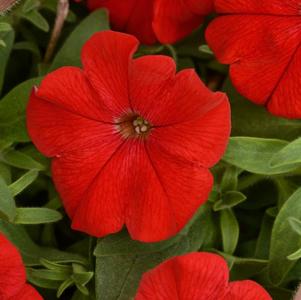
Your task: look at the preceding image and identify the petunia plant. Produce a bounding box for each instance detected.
[0,0,301,300]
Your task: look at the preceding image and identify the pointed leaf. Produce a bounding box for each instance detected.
[269,188,301,285]
[0,176,16,221]
[14,207,62,224]
[9,169,38,196]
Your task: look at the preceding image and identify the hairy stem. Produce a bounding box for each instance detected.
[43,0,69,64]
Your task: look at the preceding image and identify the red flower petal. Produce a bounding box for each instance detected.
[223,280,272,300]
[70,139,179,241]
[153,0,205,44]
[81,31,139,116]
[27,89,118,157]
[52,132,123,218]
[36,66,112,121]
[127,143,213,242]
[267,46,301,117]
[215,0,300,15]
[69,138,212,242]
[186,0,213,15]
[125,0,157,45]
[149,93,230,167]
[129,55,176,121]
[69,140,133,237]
[87,0,157,45]
[135,252,229,299]
[9,284,43,300]
[206,15,301,106]
[130,60,223,126]
[0,233,26,299]
[206,1,301,118]
[87,0,136,29]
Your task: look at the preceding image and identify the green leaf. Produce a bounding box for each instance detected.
[0,40,6,47]
[255,213,274,259]
[220,209,239,255]
[94,229,181,257]
[95,208,210,300]
[220,166,239,192]
[269,137,301,168]
[0,220,88,266]
[288,217,301,236]
[213,191,246,211]
[74,283,89,296]
[269,187,301,285]
[198,44,213,55]
[57,278,74,298]
[287,248,301,261]
[27,268,71,281]
[27,271,62,289]
[9,169,39,196]
[0,23,13,32]
[223,78,301,140]
[0,162,11,184]
[14,207,63,224]
[223,137,298,175]
[72,272,94,286]
[0,176,16,222]
[273,177,298,209]
[1,149,45,170]
[0,22,14,95]
[20,9,49,32]
[216,251,268,280]
[0,77,41,142]
[13,41,41,58]
[40,258,72,272]
[266,207,278,218]
[22,0,40,13]
[50,9,109,71]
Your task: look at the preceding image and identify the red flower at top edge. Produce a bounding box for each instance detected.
[0,233,42,300]
[206,0,301,119]
[86,0,214,44]
[135,252,272,300]
[153,0,213,44]
[26,30,230,242]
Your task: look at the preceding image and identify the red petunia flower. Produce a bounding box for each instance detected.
[87,0,157,44]
[86,0,214,44]
[135,252,272,300]
[205,0,301,119]
[0,233,42,300]
[153,0,213,44]
[26,30,230,242]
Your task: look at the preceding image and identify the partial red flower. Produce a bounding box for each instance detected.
[135,252,272,300]
[0,233,42,300]
[153,0,214,44]
[86,0,214,44]
[206,0,301,119]
[87,0,157,44]
[26,30,230,242]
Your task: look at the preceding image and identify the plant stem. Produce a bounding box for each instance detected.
[43,0,69,64]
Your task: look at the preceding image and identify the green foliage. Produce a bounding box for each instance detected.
[269,188,301,285]
[0,22,14,95]
[220,209,239,255]
[0,77,41,142]
[0,176,16,221]
[0,2,301,300]
[49,9,109,71]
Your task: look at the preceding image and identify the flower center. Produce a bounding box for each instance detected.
[116,114,152,139]
[132,116,150,134]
